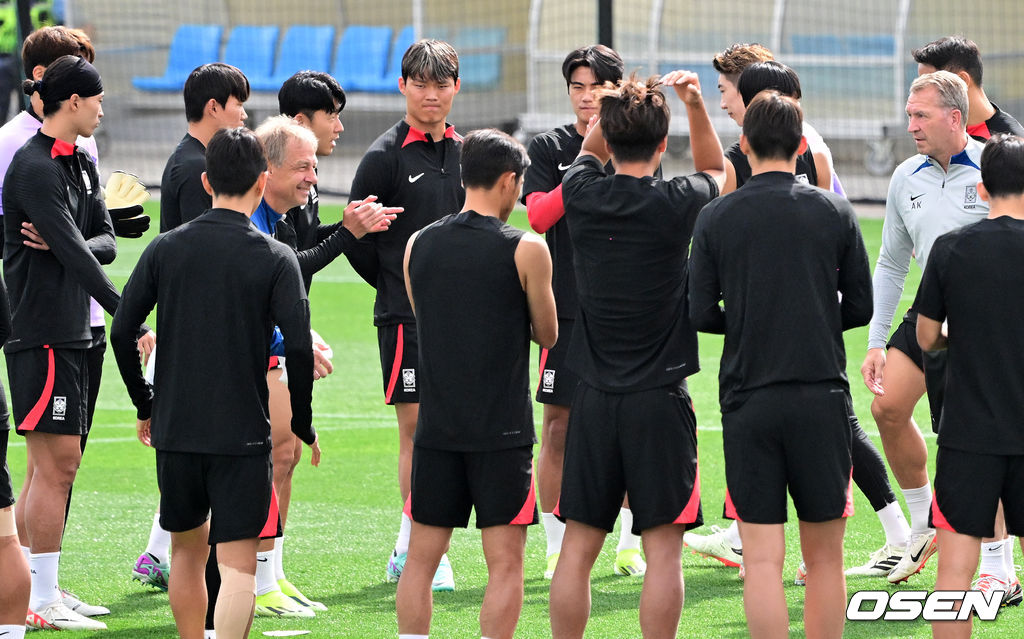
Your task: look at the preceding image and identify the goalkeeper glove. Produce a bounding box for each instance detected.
[104,171,151,238]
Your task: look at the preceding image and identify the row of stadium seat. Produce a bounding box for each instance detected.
[132,24,506,94]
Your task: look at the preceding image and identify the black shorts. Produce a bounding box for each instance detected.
[7,346,89,436]
[886,311,946,432]
[932,446,1024,538]
[0,432,14,509]
[535,318,580,405]
[722,382,853,524]
[558,381,703,535]
[156,451,280,545]
[409,444,537,529]
[378,323,419,405]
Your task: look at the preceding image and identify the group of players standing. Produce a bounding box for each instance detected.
[0,19,1021,639]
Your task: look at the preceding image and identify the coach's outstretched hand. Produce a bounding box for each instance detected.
[660,69,703,106]
[342,195,402,239]
[105,171,152,239]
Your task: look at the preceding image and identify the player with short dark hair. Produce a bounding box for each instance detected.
[524,44,645,580]
[112,126,321,639]
[347,39,464,590]
[3,55,147,631]
[396,127,556,639]
[548,71,725,639]
[689,90,872,639]
[916,133,1024,635]
[160,62,249,232]
[861,71,988,585]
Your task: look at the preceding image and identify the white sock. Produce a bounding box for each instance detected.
[204,631,216,639]
[274,536,286,581]
[255,551,278,595]
[29,551,61,611]
[21,545,30,563]
[980,539,1007,580]
[901,484,933,536]
[616,508,641,552]
[0,624,27,639]
[1005,536,1017,580]
[724,520,742,548]
[876,501,911,546]
[395,513,412,555]
[145,512,171,564]
[542,512,565,557]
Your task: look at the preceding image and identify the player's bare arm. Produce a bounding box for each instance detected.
[402,230,421,315]
[515,234,557,349]
[915,313,947,352]
[661,69,726,188]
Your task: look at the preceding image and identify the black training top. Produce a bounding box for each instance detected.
[160,134,212,232]
[408,210,534,451]
[726,140,818,189]
[111,208,315,455]
[2,131,123,353]
[562,154,718,392]
[689,171,873,411]
[967,104,1024,142]
[277,183,356,294]
[523,124,586,319]
[0,276,9,431]
[348,120,465,326]
[914,217,1024,455]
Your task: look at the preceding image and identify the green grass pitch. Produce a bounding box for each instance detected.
[3,202,1019,638]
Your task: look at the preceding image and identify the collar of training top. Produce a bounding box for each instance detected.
[50,137,77,159]
[402,123,461,148]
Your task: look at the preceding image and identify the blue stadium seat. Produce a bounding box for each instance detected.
[132,25,223,92]
[845,34,896,56]
[250,25,335,92]
[349,25,414,94]
[222,25,280,81]
[453,26,505,90]
[790,34,843,56]
[333,25,392,92]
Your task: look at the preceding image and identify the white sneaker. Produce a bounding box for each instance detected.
[683,525,742,567]
[27,599,108,630]
[845,543,904,577]
[887,530,938,584]
[61,589,111,617]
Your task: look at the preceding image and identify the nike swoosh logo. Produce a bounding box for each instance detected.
[732,547,743,556]
[910,545,927,562]
[257,558,269,562]
[558,163,572,171]
[408,173,424,183]
[910,193,925,201]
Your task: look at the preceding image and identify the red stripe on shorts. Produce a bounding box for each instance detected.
[552,497,560,519]
[384,324,405,404]
[535,347,549,394]
[842,471,855,517]
[674,465,702,525]
[259,485,280,538]
[723,488,741,522]
[19,345,55,432]
[930,496,956,534]
[509,463,537,525]
[402,493,412,520]
[267,356,279,370]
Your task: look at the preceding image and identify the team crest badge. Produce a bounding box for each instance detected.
[402,368,416,390]
[542,369,555,392]
[53,396,67,420]
[964,185,977,207]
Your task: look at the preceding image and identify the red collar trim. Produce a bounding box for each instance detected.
[401,124,460,148]
[50,138,77,159]
[966,121,991,140]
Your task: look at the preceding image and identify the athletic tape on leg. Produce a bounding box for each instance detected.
[0,507,17,537]
[214,564,256,639]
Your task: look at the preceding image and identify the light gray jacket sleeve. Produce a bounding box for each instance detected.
[868,172,914,349]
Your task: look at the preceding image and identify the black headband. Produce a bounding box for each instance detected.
[25,56,103,102]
